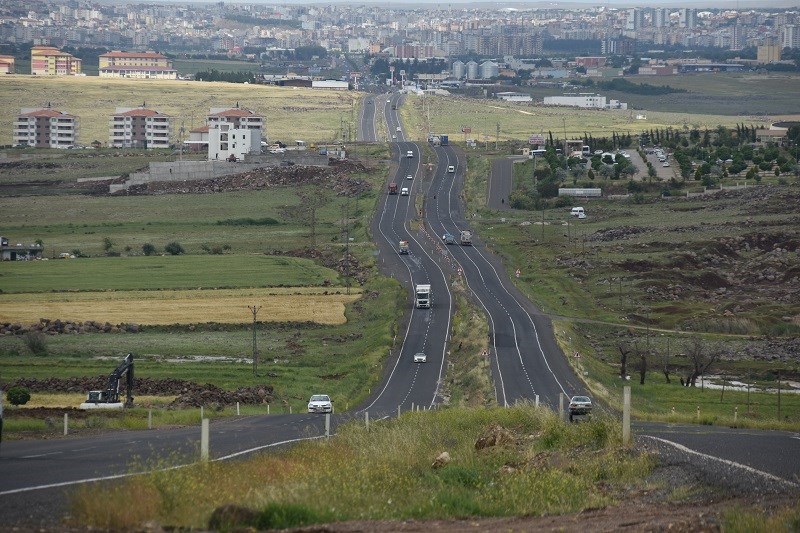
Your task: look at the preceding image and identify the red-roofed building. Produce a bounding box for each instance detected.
[109,106,172,149]
[206,107,264,161]
[99,51,177,79]
[207,107,264,130]
[31,46,82,76]
[0,54,15,74]
[13,107,78,148]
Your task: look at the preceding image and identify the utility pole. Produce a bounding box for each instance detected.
[495,123,500,150]
[248,305,262,375]
[179,120,185,161]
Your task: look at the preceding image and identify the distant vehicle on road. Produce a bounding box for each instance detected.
[460,230,472,246]
[401,187,409,196]
[447,165,455,173]
[415,284,431,308]
[388,182,398,195]
[308,394,333,414]
[406,150,414,158]
[570,207,585,218]
[406,174,413,180]
[399,240,409,255]
[442,233,456,245]
[413,352,427,363]
[568,395,592,422]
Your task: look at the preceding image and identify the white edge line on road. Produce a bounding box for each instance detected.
[0,435,327,496]
[644,435,799,489]
[20,451,63,459]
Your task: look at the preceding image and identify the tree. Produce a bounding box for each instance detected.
[102,237,115,254]
[142,243,157,256]
[683,338,720,387]
[7,387,31,406]
[23,331,47,355]
[164,241,185,255]
[632,340,648,385]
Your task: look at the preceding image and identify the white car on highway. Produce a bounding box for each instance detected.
[413,352,427,363]
[307,394,333,414]
[401,187,409,196]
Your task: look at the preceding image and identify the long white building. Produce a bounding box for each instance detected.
[543,93,627,110]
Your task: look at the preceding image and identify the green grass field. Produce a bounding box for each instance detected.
[0,76,361,147]
[0,255,340,293]
[0,183,380,255]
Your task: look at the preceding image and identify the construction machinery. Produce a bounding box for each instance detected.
[80,353,134,409]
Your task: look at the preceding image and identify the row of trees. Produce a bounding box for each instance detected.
[617,337,718,388]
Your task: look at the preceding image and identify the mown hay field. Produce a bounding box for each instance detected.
[0,287,361,325]
[0,75,361,146]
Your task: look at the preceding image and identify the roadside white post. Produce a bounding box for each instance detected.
[289,406,292,414]
[325,413,330,438]
[397,405,401,418]
[558,393,565,421]
[535,395,539,408]
[267,404,270,415]
[236,402,240,416]
[623,386,631,447]
[200,418,209,461]
[63,413,68,436]
[411,402,415,412]
[734,406,738,424]
[365,411,369,432]
[200,406,204,420]
[148,409,152,430]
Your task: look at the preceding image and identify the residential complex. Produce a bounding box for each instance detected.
[0,54,15,74]
[13,107,78,148]
[30,46,81,76]
[99,51,177,79]
[108,106,172,149]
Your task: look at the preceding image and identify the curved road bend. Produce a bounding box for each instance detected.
[361,93,452,417]
[423,144,586,408]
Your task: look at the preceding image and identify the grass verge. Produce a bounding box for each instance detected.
[68,405,652,529]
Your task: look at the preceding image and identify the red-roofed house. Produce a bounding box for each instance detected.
[13,107,78,148]
[99,51,177,79]
[109,107,172,149]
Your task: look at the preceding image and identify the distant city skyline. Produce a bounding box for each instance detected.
[163,0,799,7]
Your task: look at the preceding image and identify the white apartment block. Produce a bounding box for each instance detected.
[108,107,172,149]
[13,107,78,148]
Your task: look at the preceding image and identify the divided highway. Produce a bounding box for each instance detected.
[1,94,798,528]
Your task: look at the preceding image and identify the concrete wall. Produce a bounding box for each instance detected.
[109,153,329,193]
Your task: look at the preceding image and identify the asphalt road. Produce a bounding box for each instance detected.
[487,158,512,210]
[425,144,587,407]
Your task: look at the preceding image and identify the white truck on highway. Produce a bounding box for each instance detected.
[460,230,472,246]
[415,284,431,308]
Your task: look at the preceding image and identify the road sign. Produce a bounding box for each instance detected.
[461,127,471,134]
[529,134,545,145]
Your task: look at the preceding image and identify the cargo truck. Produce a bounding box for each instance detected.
[460,230,472,246]
[399,240,409,254]
[388,182,398,194]
[415,284,431,308]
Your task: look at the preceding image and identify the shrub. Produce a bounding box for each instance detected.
[7,386,31,406]
[142,243,158,256]
[164,241,185,255]
[24,330,48,355]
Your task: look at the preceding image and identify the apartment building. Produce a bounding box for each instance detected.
[13,107,78,148]
[108,107,172,149]
[98,51,177,79]
[0,54,15,74]
[205,107,264,161]
[206,107,264,130]
[30,46,82,76]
